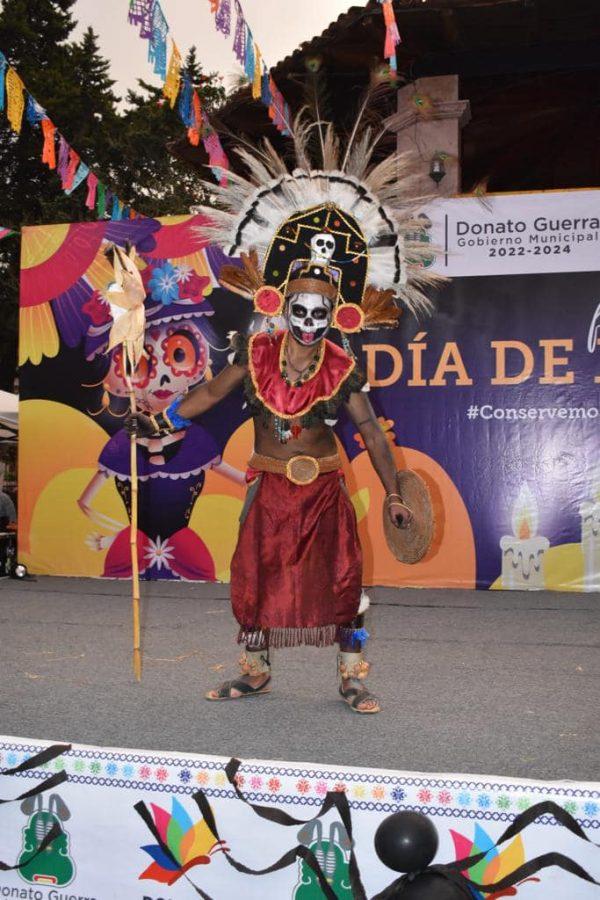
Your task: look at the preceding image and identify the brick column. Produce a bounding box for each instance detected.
[386,75,470,196]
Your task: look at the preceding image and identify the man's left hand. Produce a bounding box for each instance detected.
[388,500,412,529]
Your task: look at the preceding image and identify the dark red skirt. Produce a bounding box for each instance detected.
[231,471,362,648]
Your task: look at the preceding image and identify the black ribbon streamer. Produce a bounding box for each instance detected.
[135,756,368,900]
[0,743,71,805]
[373,800,600,899]
[0,743,71,872]
[223,757,367,899]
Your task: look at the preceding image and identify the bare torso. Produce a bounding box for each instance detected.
[253,418,337,460]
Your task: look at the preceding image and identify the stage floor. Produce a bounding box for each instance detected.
[1,576,598,783]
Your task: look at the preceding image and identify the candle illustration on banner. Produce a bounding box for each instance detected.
[579,472,600,592]
[500,483,549,590]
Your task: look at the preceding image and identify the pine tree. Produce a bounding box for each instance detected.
[114,47,226,217]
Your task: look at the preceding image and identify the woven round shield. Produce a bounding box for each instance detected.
[383,470,434,564]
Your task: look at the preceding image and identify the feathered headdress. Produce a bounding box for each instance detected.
[194,108,444,332]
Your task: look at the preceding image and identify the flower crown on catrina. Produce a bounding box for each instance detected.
[193,106,445,334]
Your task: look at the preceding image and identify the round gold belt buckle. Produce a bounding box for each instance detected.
[286,455,320,485]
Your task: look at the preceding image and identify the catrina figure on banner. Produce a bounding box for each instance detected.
[77,244,245,582]
[127,101,441,714]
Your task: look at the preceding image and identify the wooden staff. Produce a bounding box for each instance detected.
[124,345,142,681]
[105,241,146,681]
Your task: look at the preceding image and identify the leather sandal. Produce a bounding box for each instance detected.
[205,675,272,701]
[339,679,380,714]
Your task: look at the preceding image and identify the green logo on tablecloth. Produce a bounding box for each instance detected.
[18,793,75,886]
[293,822,353,898]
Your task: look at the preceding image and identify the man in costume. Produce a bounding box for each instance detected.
[128,118,439,713]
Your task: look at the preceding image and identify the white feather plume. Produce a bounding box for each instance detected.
[194,116,442,316]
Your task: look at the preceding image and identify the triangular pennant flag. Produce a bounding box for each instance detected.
[5,67,25,133]
[187,90,203,146]
[65,162,89,195]
[96,182,106,218]
[215,0,231,35]
[41,118,56,169]
[85,172,98,209]
[0,52,7,111]
[232,0,246,64]
[252,43,262,100]
[163,40,182,108]
[63,147,81,191]
[148,0,169,80]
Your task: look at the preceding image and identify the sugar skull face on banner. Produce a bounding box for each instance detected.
[104,321,210,413]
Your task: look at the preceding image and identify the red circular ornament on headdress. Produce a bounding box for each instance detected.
[254,286,284,316]
[334,303,364,333]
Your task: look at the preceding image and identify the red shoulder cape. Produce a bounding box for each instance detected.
[248,330,355,419]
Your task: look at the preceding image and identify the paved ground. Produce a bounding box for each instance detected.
[1,576,598,783]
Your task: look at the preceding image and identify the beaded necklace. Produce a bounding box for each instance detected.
[279,332,325,388]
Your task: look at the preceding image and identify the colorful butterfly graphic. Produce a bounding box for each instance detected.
[139,798,228,886]
[451,824,540,899]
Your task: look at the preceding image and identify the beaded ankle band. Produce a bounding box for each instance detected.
[239,650,271,676]
[338,651,370,681]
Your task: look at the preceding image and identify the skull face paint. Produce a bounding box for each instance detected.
[310,232,336,264]
[286,292,333,346]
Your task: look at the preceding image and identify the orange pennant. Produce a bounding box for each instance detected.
[41,118,57,169]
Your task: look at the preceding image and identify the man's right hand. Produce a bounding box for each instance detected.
[124,412,156,438]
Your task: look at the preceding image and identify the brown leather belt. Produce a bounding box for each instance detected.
[249,451,342,485]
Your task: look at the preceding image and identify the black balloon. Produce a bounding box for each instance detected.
[374,811,439,873]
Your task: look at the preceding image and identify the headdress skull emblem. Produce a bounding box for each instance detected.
[310,233,336,264]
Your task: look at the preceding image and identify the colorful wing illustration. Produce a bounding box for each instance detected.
[451,825,538,899]
[139,798,228,886]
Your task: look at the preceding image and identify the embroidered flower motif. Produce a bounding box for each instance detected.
[196,771,209,785]
[82,290,111,325]
[139,765,151,779]
[392,786,406,803]
[315,781,328,795]
[105,762,118,776]
[148,262,180,306]
[250,776,262,790]
[144,536,175,572]
[477,794,491,809]
[353,785,366,799]
[496,795,511,809]
[517,796,531,811]
[296,779,310,794]
[372,786,385,800]
[563,800,578,815]
[267,777,281,793]
[333,782,347,793]
[179,271,210,301]
[54,759,65,771]
[214,772,226,786]
[6,753,18,767]
[174,263,193,283]
[417,788,432,804]
[156,767,168,782]
[89,761,101,775]
[457,791,471,806]
[122,764,134,779]
[234,774,245,788]
[584,801,599,817]
[438,790,452,805]
[73,759,85,773]
[179,769,192,783]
